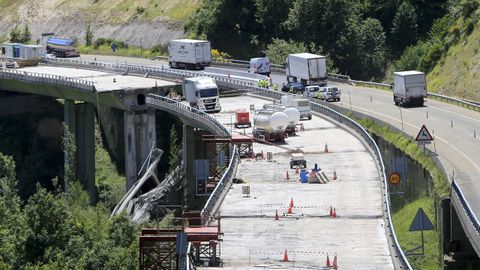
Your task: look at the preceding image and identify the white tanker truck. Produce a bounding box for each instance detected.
[262,104,300,135]
[253,110,289,142]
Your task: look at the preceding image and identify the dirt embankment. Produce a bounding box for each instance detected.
[0,0,188,47]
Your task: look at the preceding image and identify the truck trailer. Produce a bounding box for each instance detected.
[168,39,212,70]
[182,77,221,113]
[281,95,312,120]
[393,71,427,107]
[253,110,289,142]
[286,53,327,86]
[46,37,80,58]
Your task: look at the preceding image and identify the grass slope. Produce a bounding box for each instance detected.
[0,0,201,24]
[393,197,441,269]
[428,23,480,101]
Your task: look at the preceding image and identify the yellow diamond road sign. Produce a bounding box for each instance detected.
[415,125,433,141]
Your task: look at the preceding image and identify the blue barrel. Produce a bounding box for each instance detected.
[300,169,309,183]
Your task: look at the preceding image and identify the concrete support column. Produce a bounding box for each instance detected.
[64,100,76,193]
[64,100,96,203]
[124,111,137,190]
[76,103,96,203]
[183,125,195,205]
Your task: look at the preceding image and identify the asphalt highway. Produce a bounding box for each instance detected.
[78,54,480,220]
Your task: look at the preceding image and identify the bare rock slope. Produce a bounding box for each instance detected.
[0,0,200,47]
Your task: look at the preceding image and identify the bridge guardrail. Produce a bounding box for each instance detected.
[36,58,411,267]
[451,180,480,254]
[0,67,94,92]
[344,77,480,112]
[145,94,239,225]
[41,57,260,87]
[234,86,412,269]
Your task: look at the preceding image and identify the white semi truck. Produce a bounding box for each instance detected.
[182,77,221,113]
[393,71,427,107]
[168,39,212,70]
[286,53,327,86]
[281,95,312,120]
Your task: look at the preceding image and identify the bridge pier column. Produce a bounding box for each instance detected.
[124,111,137,190]
[124,109,157,191]
[64,100,96,202]
[182,125,195,206]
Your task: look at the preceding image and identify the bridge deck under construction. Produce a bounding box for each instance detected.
[203,96,394,269]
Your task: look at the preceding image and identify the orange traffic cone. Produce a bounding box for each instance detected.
[275,210,279,221]
[286,171,290,180]
[333,170,337,180]
[325,143,329,153]
[329,206,333,217]
[283,249,289,262]
[333,253,338,269]
[333,208,337,218]
[290,198,295,208]
[326,254,330,267]
[287,206,293,214]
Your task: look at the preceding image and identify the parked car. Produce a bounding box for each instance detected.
[281,82,305,93]
[317,86,341,101]
[303,85,321,98]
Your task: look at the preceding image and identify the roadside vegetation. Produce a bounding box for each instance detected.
[354,116,449,269]
[0,152,139,269]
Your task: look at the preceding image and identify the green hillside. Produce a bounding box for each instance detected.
[427,22,480,101]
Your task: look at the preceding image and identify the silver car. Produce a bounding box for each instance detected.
[317,86,341,102]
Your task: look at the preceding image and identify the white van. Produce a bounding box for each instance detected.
[303,85,321,98]
[249,57,271,76]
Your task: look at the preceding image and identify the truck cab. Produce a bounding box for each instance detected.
[182,77,221,113]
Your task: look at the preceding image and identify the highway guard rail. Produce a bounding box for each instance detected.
[145,94,239,225]
[0,67,95,92]
[32,57,427,268]
[451,180,480,255]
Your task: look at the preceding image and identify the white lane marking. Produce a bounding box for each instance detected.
[349,104,480,175]
[427,103,480,124]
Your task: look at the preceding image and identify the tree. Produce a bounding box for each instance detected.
[63,123,76,192]
[0,153,26,269]
[85,25,94,46]
[24,187,74,264]
[390,1,418,57]
[168,125,180,173]
[9,25,21,43]
[21,24,31,43]
[264,39,309,65]
[357,18,388,80]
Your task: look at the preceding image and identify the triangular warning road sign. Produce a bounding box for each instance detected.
[409,208,434,232]
[415,125,433,141]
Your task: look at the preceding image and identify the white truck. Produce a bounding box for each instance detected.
[281,95,312,120]
[286,53,327,86]
[393,71,427,107]
[182,77,221,113]
[168,39,212,70]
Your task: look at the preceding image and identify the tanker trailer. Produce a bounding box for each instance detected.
[253,110,289,142]
[262,104,300,135]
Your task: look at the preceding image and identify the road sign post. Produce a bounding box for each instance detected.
[415,125,434,155]
[405,208,434,256]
